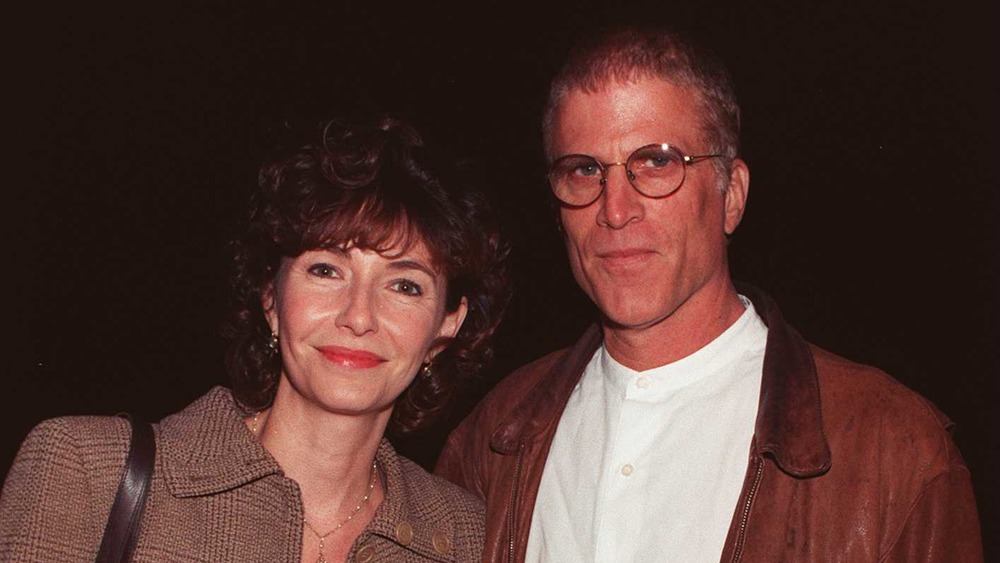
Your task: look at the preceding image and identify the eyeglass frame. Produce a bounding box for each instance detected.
[547,143,725,207]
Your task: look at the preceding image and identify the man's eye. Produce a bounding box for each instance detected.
[632,148,679,172]
[307,263,340,278]
[573,164,600,177]
[391,280,423,296]
[636,154,677,169]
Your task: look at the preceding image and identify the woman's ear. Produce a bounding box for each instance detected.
[261,284,278,335]
[440,296,468,340]
[427,297,469,361]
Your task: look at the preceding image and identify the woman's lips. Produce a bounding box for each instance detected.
[317,346,387,369]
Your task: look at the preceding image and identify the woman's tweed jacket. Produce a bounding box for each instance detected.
[1,386,485,562]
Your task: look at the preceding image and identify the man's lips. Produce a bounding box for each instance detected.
[317,346,387,369]
[597,248,654,258]
[596,248,656,265]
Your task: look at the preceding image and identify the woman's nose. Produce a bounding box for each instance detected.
[334,285,379,336]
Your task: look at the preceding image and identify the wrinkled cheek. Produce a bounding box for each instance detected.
[564,240,594,294]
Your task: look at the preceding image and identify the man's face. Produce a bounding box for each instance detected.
[551,78,748,334]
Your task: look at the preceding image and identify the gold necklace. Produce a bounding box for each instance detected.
[303,459,378,563]
[250,412,379,563]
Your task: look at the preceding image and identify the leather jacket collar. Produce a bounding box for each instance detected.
[488,283,831,478]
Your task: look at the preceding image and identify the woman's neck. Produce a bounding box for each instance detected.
[247,385,389,530]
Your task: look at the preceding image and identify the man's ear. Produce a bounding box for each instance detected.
[724,158,750,235]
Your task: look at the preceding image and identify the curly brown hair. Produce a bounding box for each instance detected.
[223,116,509,433]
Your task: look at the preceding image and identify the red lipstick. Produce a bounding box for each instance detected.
[317,346,386,369]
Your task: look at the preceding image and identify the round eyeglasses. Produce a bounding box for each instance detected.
[547,143,724,207]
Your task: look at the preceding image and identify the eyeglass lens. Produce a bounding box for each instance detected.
[549,144,686,205]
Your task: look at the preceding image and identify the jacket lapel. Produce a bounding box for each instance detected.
[157,387,283,498]
[489,325,603,454]
[739,284,831,477]
[489,285,832,475]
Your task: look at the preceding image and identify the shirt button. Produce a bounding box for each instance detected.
[621,463,634,477]
[356,544,376,563]
[636,377,650,389]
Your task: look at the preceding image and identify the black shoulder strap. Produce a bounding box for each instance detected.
[96,414,156,563]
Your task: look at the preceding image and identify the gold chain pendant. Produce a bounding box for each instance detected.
[315,536,327,563]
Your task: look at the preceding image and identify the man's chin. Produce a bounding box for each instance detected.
[598,305,673,333]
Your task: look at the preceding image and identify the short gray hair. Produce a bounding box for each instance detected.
[542,26,741,189]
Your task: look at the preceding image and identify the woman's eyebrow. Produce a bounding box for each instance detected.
[387,259,437,279]
[312,246,349,258]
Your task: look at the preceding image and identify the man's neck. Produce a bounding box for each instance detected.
[603,284,746,371]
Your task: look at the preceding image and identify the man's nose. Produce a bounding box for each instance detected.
[597,164,643,229]
[335,285,379,336]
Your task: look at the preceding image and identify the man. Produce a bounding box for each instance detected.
[436,26,982,562]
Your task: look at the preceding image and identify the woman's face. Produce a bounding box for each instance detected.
[265,240,467,419]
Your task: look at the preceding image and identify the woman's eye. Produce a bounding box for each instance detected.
[307,263,340,278]
[391,279,423,296]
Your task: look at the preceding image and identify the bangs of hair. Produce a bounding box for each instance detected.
[262,118,457,271]
[305,193,420,259]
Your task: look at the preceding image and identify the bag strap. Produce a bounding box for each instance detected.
[96,414,156,563]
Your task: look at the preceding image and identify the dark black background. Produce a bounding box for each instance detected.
[8,0,997,556]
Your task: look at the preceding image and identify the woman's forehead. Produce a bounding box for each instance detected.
[314,229,444,269]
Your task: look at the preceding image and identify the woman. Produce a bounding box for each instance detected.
[1,117,508,562]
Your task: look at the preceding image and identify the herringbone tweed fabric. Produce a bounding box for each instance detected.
[1,386,484,562]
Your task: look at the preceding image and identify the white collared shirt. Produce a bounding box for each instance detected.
[525,297,768,563]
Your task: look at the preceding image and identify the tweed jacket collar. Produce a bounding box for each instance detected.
[488,284,831,478]
[157,387,458,561]
[157,387,279,497]
[156,387,281,498]
[363,441,458,561]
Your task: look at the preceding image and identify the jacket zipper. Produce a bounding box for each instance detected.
[731,456,764,563]
[508,444,525,563]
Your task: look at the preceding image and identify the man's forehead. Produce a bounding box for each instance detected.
[558,76,700,112]
[551,78,706,150]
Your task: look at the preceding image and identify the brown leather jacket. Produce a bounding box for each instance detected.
[435,286,983,562]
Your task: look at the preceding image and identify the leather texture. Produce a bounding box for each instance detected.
[436,285,984,562]
[95,415,155,563]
